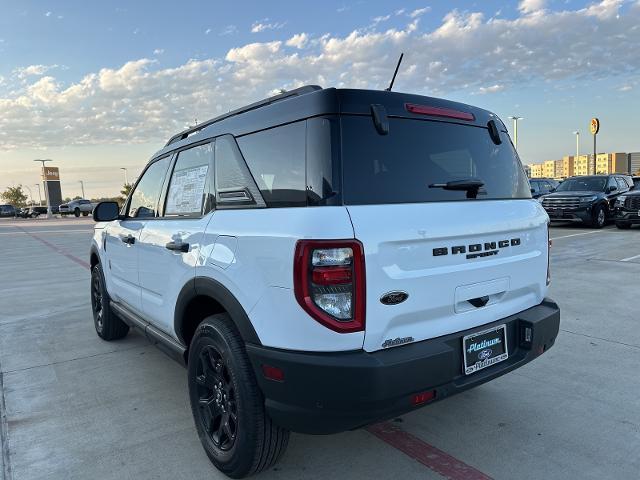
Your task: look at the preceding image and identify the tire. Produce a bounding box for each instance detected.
[74,208,81,217]
[91,264,129,340]
[590,204,606,229]
[616,221,632,229]
[82,211,89,217]
[188,314,289,478]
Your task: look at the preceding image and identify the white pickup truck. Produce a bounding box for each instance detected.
[59,199,95,217]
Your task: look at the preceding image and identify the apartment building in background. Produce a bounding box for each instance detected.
[628,152,640,175]
[529,152,632,179]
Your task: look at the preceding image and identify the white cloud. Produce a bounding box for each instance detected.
[519,0,546,14]
[372,14,391,25]
[13,64,59,79]
[0,0,637,150]
[618,85,633,92]
[251,19,286,33]
[205,28,212,35]
[477,84,505,94]
[45,11,52,17]
[153,49,164,55]
[286,33,309,49]
[409,7,430,18]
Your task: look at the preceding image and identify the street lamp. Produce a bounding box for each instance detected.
[34,159,53,218]
[572,130,580,163]
[120,167,129,185]
[508,116,524,151]
[79,180,85,198]
[34,184,42,206]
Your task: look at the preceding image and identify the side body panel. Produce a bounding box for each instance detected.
[197,207,363,352]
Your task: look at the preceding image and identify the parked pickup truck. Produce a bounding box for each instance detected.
[59,199,95,217]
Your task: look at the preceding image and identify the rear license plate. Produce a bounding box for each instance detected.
[463,325,508,375]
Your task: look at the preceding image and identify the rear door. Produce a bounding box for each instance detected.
[340,115,549,353]
[104,156,172,313]
[137,142,214,335]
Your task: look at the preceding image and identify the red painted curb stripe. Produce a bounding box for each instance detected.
[367,422,493,480]
[17,227,90,270]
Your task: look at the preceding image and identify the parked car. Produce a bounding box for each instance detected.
[24,206,49,218]
[90,86,559,478]
[614,180,640,228]
[540,174,633,227]
[0,204,16,217]
[59,199,95,217]
[529,178,558,199]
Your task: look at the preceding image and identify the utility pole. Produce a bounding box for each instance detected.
[79,180,85,198]
[120,167,129,185]
[508,116,523,151]
[34,159,53,218]
[573,131,580,161]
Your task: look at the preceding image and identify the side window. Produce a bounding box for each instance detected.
[128,157,172,218]
[606,176,618,191]
[214,135,265,208]
[615,177,628,192]
[237,122,307,207]
[164,143,213,217]
[542,181,553,193]
[530,181,539,193]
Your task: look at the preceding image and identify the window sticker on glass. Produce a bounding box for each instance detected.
[166,164,209,215]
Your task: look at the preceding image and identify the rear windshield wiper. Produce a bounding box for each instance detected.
[429,178,485,198]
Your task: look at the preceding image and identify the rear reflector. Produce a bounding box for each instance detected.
[312,266,353,285]
[411,390,436,406]
[262,364,285,382]
[405,103,475,121]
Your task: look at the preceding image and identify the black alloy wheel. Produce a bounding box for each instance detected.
[91,268,105,334]
[195,345,238,451]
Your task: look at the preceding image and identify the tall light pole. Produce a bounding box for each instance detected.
[508,116,524,151]
[79,180,85,198]
[120,167,129,185]
[573,130,580,164]
[34,184,42,206]
[34,159,53,218]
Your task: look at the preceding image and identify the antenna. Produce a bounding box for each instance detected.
[385,53,404,91]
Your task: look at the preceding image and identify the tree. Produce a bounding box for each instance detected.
[119,183,133,204]
[0,185,28,207]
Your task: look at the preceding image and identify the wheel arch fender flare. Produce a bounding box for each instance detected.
[174,277,262,347]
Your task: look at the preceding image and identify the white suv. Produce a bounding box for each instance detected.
[90,86,560,478]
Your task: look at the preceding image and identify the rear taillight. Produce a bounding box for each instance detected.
[405,103,475,121]
[546,225,552,286]
[294,240,366,333]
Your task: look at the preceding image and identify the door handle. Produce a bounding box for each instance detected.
[165,241,189,253]
[120,234,135,245]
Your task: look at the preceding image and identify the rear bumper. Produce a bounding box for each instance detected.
[247,298,560,434]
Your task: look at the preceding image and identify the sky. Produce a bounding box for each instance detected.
[1,0,639,199]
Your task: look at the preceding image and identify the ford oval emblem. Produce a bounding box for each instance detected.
[380,291,409,305]
[478,349,493,360]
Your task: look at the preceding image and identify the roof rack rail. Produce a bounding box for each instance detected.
[165,85,323,146]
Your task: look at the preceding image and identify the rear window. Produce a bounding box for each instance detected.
[340,116,531,205]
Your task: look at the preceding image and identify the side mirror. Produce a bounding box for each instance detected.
[93,201,120,222]
[607,185,617,193]
[530,188,536,194]
[550,187,556,193]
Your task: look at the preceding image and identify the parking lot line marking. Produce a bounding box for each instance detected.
[16,227,90,270]
[367,422,493,480]
[620,253,640,262]
[550,231,604,240]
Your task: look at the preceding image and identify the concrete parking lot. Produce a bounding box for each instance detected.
[1,217,639,480]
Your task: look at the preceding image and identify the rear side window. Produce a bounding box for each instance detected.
[128,156,172,218]
[215,135,265,208]
[165,143,213,217]
[237,122,306,207]
[341,116,531,205]
[615,177,628,192]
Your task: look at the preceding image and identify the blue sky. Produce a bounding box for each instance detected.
[1,0,639,198]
